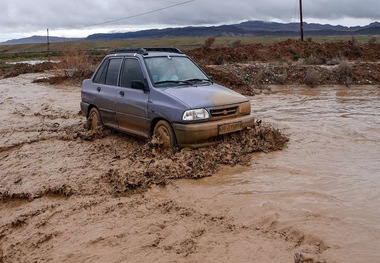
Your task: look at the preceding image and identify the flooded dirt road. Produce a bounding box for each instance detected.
[0,73,379,263]
[158,85,380,262]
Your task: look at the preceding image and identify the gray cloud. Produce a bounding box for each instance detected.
[0,0,379,35]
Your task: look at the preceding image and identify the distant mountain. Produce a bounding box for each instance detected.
[86,25,247,41]
[1,20,380,45]
[0,35,84,45]
[236,21,352,32]
[87,20,380,40]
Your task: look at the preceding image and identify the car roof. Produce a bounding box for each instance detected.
[107,47,186,58]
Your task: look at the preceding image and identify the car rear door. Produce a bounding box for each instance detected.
[115,57,150,137]
[92,58,122,128]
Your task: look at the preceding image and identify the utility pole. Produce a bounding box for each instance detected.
[299,0,304,41]
[47,28,50,58]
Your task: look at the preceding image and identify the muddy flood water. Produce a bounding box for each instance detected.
[0,73,380,263]
[154,85,380,262]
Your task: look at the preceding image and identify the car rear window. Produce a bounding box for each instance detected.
[105,58,122,86]
[93,59,108,84]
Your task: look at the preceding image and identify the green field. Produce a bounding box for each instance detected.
[0,35,378,61]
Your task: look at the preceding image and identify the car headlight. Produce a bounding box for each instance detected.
[239,101,251,115]
[182,109,210,121]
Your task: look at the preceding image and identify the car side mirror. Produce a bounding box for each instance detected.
[131,80,149,93]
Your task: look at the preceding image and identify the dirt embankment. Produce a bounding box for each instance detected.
[2,62,54,78]
[188,39,380,65]
[2,39,380,91]
[203,61,380,95]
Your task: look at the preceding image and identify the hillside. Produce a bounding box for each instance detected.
[0,36,84,45]
[1,20,380,45]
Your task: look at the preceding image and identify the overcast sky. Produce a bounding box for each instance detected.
[0,0,379,41]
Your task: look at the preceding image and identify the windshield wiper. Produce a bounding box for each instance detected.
[154,80,193,86]
[184,78,212,83]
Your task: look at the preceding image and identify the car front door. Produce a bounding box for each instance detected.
[115,57,150,137]
[92,58,122,128]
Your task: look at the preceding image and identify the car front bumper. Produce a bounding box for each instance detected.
[173,114,255,148]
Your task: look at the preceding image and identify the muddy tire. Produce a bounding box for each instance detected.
[87,107,102,130]
[153,120,177,148]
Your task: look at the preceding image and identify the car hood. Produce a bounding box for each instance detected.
[162,83,248,109]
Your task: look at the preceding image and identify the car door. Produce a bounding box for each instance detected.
[92,58,122,128]
[115,57,150,137]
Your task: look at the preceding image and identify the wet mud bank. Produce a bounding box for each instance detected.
[0,122,287,200]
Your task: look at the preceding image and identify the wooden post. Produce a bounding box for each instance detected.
[47,28,50,58]
[299,0,304,41]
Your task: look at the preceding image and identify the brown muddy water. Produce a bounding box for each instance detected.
[0,73,379,263]
[158,85,380,262]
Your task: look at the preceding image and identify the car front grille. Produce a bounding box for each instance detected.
[210,106,238,118]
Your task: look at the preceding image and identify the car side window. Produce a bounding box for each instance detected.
[120,58,145,89]
[93,59,109,84]
[105,58,122,86]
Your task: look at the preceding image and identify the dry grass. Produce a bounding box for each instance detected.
[50,45,95,85]
[56,46,93,77]
[368,37,377,44]
[274,72,288,85]
[350,36,363,57]
[230,39,242,48]
[203,37,215,49]
[305,68,319,87]
[336,60,352,85]
[304,55,322,65]
[328,56,344,65]
[253,69,265,86]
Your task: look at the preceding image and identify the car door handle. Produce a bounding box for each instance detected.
[97,87,101,92]
[119,91,125,96]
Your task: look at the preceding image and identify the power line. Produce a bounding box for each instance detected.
[70,0,196,30]
[0,0,195,42]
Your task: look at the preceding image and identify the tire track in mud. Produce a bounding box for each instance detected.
[0,193,327,262]
[0,121,288,201]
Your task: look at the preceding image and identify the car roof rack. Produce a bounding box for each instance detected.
[109,47,183,55]
[109,48,148,55]
[143,48,183,54]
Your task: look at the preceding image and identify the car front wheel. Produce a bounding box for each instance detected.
[153,120,176,148]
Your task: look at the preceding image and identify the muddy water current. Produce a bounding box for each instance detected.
[159,85,380,263]
[1,74,379,262]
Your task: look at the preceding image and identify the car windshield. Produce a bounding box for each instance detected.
[144,56,210,86]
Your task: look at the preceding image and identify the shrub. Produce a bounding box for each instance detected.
[203,37,215,49]
[304,55,321,65]
[289,46,298,55]
[350,36,362,57]
[337,60,352,85]
[253,69,265,86]
[231,39,242,48]
[275,72,288,85]
[56,46,93,77]
[328,56,343,65]
[52,45,96,85]
[306,37,313,42]
[368,37,377,44]
[305,68,319,87]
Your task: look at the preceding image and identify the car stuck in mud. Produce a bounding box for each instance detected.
[80,48,254,147]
